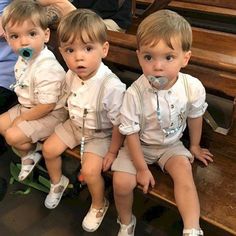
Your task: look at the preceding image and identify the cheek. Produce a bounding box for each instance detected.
[140,62,152,74]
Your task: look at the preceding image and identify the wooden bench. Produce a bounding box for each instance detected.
[56,29,236,235]
[47,2,236,234]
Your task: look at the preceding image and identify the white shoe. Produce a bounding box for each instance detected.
[183,228,204,236]
[18,152,42,181]
[82,198,109,232]
[44,175,69,209]
[117,215,136,236]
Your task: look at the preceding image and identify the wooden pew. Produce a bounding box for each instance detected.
[60,29,236,235]
[47,1,236,234]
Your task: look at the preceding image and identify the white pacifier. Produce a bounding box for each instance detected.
[147,75,168,90]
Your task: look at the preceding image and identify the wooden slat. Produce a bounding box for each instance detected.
[169,1,236,17]
[136,0,236,15]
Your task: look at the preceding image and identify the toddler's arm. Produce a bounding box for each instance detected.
[127,133,155,194]
[12,103,56,126]
[103,125,124,171]
[188,116,213,166]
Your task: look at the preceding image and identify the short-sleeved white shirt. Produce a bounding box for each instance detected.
[14,46,66,109]
[119,72,207,145]
[66,62,126,129]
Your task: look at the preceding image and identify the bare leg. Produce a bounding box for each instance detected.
[5,126,34,156]
[42,132,68,184]
[113,172,136,224]
[165,156,201,229]
[81,153,105,209]
[0,112,12,136]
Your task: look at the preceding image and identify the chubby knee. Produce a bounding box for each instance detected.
[42,141,57,160]
[5,129,18,146]
[113,172,136,195]
[81,166,100,181]
[166,156,193,175]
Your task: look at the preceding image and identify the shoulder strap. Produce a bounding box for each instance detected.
[95,73,119,130]
[183,73,190,102]
[132,82,145,134]
[182,73,192,118]
[29,57,56,104]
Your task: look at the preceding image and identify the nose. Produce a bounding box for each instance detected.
[153,59,163,71]
[74,51,84,61]
[20,36,29,47]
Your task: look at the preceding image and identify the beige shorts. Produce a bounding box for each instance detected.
[55,119,112,158]
[8,104,68,143]
[111,140,193,174]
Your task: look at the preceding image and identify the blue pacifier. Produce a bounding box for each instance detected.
[147,75,168,90]
[18,47,34,60]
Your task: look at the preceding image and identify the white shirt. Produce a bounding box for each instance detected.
[14,46,66,109]
[119,72,207,145]
[66,62,126,129]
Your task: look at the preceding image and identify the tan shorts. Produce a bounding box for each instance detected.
[8,104,68,143]
[111,140,193,174]
[55,119,112,158]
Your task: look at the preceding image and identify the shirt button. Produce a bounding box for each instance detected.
[81,81,84,85]
[73,93,76,96]
[171,104,174,109]
[168,91,172,95]
[71,115,75,119]
[171,122,173,126]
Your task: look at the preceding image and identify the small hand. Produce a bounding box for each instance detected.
[190,145,213,166]
[11,116,25,127]
[102,151,116,172]
[136,169,155,194]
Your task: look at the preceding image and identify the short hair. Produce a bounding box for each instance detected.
[137,9,192,52]
[57,9,107,46]
[2,0,48,31]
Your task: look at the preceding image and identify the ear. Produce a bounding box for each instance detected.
[44,28,50,43]
[4,32,10,44]
[102,41,109,58]
[136,49,142,65]
[58,46,63,55]
[182,50,191,68]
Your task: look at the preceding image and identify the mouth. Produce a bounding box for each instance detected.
[76,66,86,70]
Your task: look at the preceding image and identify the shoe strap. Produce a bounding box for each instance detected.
[117,215,135,230]
[50,176,66,192]
[21,151,41,162]
[183,228,204,236]
[90,198,108,215]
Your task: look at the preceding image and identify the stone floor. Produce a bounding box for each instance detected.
[0,147,228,236]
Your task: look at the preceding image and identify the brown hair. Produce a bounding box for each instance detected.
[137,9,192,51]
[57,9,107,46]
[2,0,48,31]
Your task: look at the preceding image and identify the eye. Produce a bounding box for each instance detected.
[144,54,152,61]
[9,34,18,40]
[85,46,92,52]
[29,31,37,37]
[65,47,74,53]
[166,54,174,61]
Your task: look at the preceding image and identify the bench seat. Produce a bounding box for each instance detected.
[64,127,236,235]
